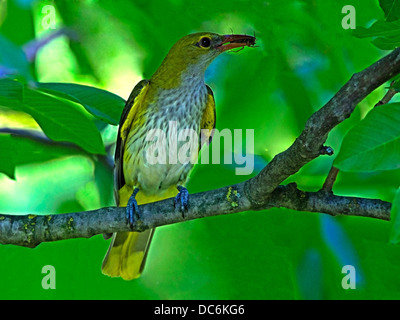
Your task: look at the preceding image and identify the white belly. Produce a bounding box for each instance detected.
[123,79,208,195]
[124,117,201,195]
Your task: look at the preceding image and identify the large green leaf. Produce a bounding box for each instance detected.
[0,79,105,155]
[37,83,125,125]
[22,88,106,154]
[335,103,400,172]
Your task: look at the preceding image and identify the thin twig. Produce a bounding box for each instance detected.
[374,81,398,107]
[322,166,340,192]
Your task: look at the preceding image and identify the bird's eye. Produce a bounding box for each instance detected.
[199,37,211,48]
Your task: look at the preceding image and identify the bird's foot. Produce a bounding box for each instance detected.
[174,186,189,218]
[126,187,140,228]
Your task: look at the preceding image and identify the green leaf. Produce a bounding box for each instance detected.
[335,103,400,172]
[22,88,106,154]
[37,83,125,125]
[353,19,400,38]
[379,0,400,22]
[389,187,400,244]
[0,79,105,155]
[372,34,400,49]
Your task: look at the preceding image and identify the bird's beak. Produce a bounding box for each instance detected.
[217,34,256,52]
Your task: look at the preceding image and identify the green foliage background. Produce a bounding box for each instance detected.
[0,0,399,299]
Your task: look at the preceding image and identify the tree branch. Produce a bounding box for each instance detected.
[1,48,399,248]
[0,182,391,248]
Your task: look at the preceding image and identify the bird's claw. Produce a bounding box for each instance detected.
[126,187,140,227]
[174,186,189,217]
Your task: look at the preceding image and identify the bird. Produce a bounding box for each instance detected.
[101,32,256,280]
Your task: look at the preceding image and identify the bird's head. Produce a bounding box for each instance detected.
[151,32,256,88]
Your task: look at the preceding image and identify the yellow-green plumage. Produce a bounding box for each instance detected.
[102,32,254,280]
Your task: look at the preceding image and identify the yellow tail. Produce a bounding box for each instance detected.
[101,185,178,280]
[101,229,154,280]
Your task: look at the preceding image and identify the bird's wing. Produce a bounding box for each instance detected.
[114,79,150,204]
[200,85,216,148]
